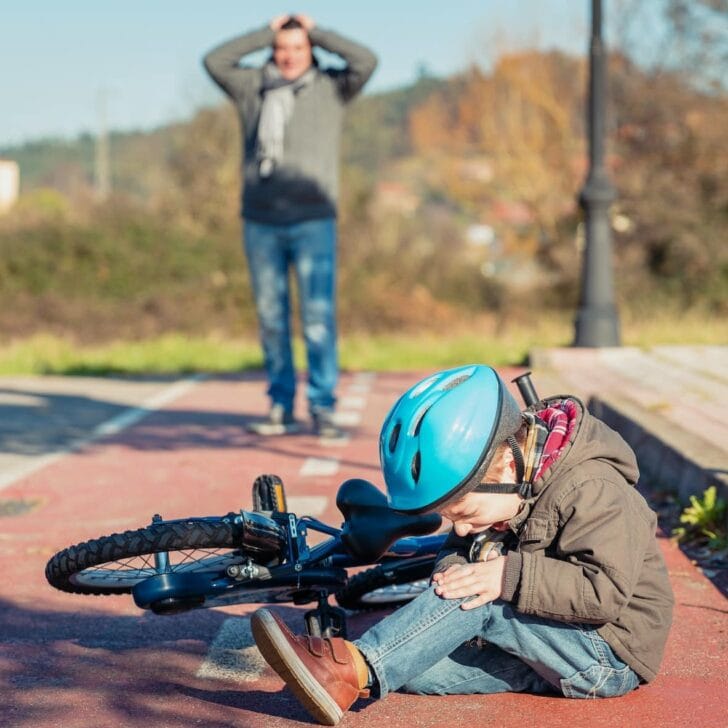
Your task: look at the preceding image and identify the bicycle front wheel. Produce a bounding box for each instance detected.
[335,556,435,611]
[46,518,243,595]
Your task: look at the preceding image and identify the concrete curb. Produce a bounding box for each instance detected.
[529,345,728,525]
[589,395,728,502]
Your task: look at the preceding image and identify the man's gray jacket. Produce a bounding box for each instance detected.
[203,26,377,224]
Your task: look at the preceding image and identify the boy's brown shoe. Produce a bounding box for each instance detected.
[251,608,369,725]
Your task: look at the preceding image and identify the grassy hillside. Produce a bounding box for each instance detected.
[0,51,725,348]
[0,78,447,198]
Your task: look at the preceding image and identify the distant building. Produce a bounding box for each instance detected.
[0,160,19,214]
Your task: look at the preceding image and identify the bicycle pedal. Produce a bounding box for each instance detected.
[252,474,288,513]
[303,606,348,640]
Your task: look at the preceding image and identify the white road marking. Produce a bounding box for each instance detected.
[300,457,340,477]
[0,451,68,492]
[332,411,362,427]
[0,374,205,492]
[339,395,366,410]
[196,616,266,683]
[353,372,376,383]
[349,373,375,395]
[93,376,204,437]
[318,434,351,447]
[286,495,329,516]
[0,393,46,407]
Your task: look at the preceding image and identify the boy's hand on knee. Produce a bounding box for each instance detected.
[432,555,506,610]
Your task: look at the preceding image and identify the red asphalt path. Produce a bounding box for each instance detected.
[0,370,726,728]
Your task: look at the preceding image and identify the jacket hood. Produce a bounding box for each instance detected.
[530,396,639,496]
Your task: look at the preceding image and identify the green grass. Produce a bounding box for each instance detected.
[339,329,567,370]
[0,329,564,377]
[673,486,728,550]
[0,334,264,376]
[0,310,724,376]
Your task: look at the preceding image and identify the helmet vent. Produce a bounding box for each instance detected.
[411,451,421,483]
[439,373,470,392]
[412,407,429,437]
[388,423,401,453]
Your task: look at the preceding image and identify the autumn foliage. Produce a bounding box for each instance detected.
[0,39,725,341]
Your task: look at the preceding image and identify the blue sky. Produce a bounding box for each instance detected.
[1,1,605,145]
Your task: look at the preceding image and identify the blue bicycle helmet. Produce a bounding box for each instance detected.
[380,365,525,513]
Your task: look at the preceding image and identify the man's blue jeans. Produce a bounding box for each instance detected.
[244,218,338,414]
[354,586,640,699]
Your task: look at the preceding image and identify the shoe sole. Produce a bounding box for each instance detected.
[251,610,343,726]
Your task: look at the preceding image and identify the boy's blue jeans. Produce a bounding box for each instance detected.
[243,218,338,414]
[354,586,640,699]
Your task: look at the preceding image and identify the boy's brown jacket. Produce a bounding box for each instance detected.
[436,396,674,682]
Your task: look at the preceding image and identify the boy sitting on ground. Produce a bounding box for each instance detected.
[251,364,674,725]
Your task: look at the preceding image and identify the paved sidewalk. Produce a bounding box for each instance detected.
[0,374,200,491]
[0,358,726,727]
[530,345,728,505]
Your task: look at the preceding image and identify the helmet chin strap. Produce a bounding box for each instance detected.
[507,435,525,483]
[474,436,531,497]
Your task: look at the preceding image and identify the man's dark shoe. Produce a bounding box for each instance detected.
[312,408,345,439]
[247,404,301,436]
[251,608,368,726]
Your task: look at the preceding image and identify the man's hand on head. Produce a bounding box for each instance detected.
[294,14,315,31]
[269,15,291,31]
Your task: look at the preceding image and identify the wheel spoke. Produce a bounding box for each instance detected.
[71,547,241,588]
[46,518,248,596]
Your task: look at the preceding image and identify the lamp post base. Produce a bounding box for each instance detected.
[574,305,620,347]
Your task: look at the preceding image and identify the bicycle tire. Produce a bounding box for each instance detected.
[335,556,435,611]
[46,518,241,596]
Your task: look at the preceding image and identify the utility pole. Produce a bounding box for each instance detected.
[94,90,111,201]
[573,0,621,347]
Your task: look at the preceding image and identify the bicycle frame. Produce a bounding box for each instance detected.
[48,373,542,636]
[131,509,447,614]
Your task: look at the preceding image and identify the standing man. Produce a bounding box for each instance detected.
[203,15,377,437]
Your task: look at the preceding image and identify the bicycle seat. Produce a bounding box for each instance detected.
[336,478,442,563]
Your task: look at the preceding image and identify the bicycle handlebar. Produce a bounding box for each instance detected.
[511,371,541,408]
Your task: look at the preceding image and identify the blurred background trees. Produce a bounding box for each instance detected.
[0,0,725,343]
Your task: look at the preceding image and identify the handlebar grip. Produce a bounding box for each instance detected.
[511,371,540,408]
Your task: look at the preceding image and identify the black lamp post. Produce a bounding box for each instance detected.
[573,0,621,347]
